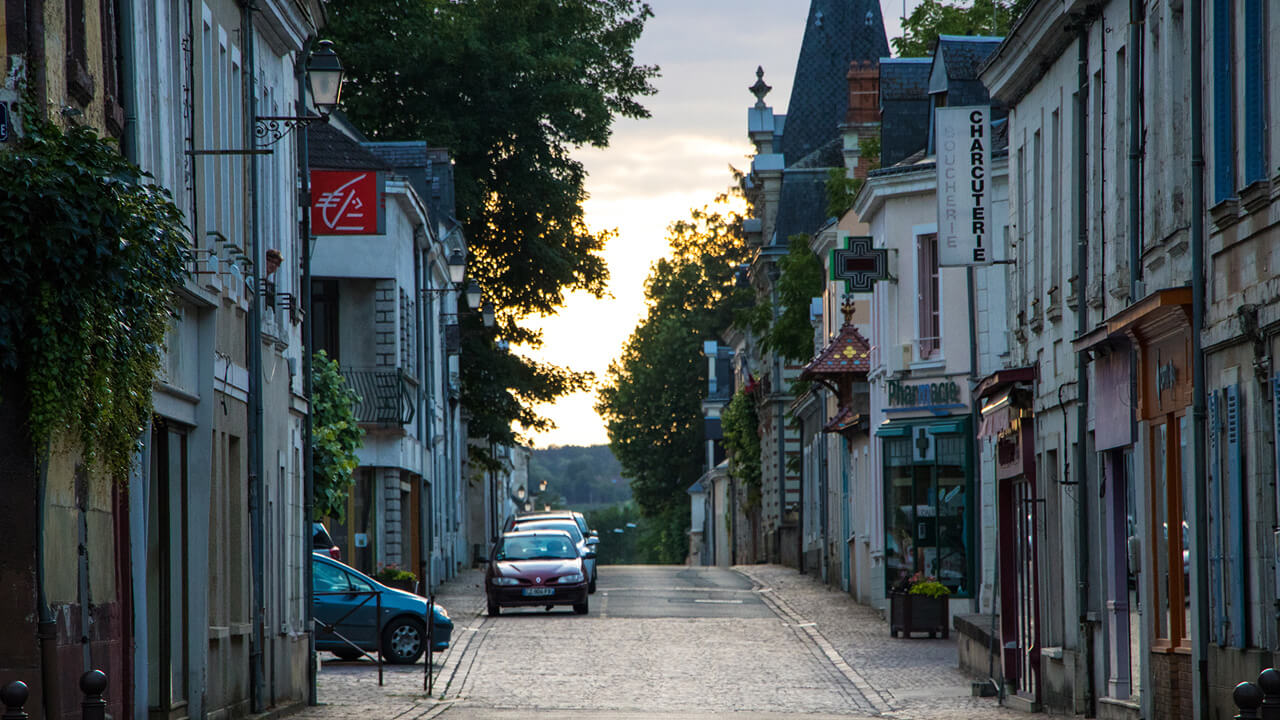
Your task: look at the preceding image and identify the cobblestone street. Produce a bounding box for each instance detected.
[296,564,1024,719]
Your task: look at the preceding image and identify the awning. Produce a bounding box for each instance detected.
[875,415,969,437]
[1073,286,1192,353]
[977,389,1014,439]
[974,365,1036,401]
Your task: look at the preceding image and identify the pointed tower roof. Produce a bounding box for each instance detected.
[779,0,890,166]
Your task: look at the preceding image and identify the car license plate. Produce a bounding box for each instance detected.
[522,587,554,597]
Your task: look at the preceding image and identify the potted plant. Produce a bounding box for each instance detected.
[375,564,418,594]
[889,572,951,638]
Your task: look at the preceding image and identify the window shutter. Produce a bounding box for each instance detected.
[1224,383,1246,648]
[1207,390,1225,645]
[1273,377,1280,610]
[1211,0,1236,203]
[1242,0,1265,185]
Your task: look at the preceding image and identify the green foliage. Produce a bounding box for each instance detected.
[375,564,417,583]
[891,0,1027,58]
[529,445,630,507]
[908,579,953,599]
[824,135,879,218]
[597,191,751,527]
[323,0,658,452]
[0,103,188,478]
[637,505,690,564]
[312,351,365,522]
[746,234,825,363]
[583,502,642,564]
[720,390,761,508]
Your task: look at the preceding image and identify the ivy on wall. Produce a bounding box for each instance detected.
[311,350,364,522]
[720,388,762,509]
[0,102,188,478]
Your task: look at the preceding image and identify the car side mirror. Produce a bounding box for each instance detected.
[586,537,599,547]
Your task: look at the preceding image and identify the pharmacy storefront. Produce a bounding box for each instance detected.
[875,377,975,598]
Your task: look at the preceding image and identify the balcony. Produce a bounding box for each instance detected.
[340,367,417,425]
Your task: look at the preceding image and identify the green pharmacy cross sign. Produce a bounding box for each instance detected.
[830,235,888,292]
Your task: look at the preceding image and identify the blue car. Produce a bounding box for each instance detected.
[312,552,452,664]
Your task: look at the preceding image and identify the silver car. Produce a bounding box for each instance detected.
[510,518,599,593]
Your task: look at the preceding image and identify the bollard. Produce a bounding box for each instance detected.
[80,670,107,720]
[1,682,29,720]
[1237,681,1265,720]
[1259,668,1280,720]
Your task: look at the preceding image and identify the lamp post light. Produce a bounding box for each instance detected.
[465,280,483,309]
[256,40,345,146]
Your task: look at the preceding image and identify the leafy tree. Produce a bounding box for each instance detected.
[323,0,659,455]
[529,445,630,507]
[825,135,881,218]
[891,0,1028,58]
[596,192,751,560]
[742,234,825,363]
[0,105,188,478]
[312,351,365,522]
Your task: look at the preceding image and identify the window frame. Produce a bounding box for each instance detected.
[1147,411,1191,651]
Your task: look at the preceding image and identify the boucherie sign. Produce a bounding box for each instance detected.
[311,170,386,235]
[936,106,992,266]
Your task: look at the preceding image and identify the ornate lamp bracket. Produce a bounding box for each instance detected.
[253,114,329,147]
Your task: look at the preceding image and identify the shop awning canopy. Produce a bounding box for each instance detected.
[874,415,970,437]
[1072,286,1192,354]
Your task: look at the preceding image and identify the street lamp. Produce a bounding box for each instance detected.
[465,280,483,309]
[447,249,467,285]
[255,40,345,146]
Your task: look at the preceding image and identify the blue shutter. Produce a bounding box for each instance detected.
[1273,377,1280,610]
[1225,383,1246,648]
[1242,0,1264,185]
[1207,390,1225,645]
[1212,0,1236,203]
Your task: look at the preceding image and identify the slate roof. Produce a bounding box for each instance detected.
[934,35,1004,81]
[878,58,932,168]
[800,324,871,379]
[879,57,931,101]
[364,141,458,222]
[307,122,391,171]
[779,0,890,167]
[771,0,889,244]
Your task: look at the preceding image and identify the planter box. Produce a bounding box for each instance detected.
[889,592,949,638]
[382,578,417,594]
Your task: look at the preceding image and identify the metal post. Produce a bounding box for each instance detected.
[79,671,107,720]
[1,682,29,720]
[1236,682,1265,720]
[1258,668,1280,720]
[425,592,435,695]
[376,591,384,686]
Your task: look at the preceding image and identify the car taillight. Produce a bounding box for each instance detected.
[328,547,341,560]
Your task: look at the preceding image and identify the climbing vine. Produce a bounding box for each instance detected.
[312,351,364,522]
[720,388,762,509]
[0,100,189,478]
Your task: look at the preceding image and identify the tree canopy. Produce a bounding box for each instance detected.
[595,192,751,558]
[891,0,1028,57]
[323,0,659,452]
[741,234,825,363]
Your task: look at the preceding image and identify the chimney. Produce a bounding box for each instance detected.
[846,60,880,126]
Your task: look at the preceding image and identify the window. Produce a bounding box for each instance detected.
[916,233,939,359]
[1049,108,1061,307]
[1241,0,1266,186]
[884,430,970,597]
[1211,0,1236,203]
[313,560,349,593]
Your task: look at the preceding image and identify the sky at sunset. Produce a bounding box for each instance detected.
[522,0,924,448]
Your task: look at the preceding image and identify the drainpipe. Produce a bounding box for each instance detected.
[35,449,61,720]
[1128,0,1143,299]
[414,235,428,592]
[242,2,268,711]
[1073,25,1096,718]
[1188,0,1209,714]
[117,0,138,161]
[295,34,318,707]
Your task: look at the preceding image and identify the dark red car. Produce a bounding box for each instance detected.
[483,529,592,616]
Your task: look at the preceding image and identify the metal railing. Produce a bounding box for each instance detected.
[314,589,385,686]
[340,368,416,425]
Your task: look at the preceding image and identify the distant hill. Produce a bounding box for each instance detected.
[529,445,631,508]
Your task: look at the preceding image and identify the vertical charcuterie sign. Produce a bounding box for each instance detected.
[936,106,992,266]
[310,170,386,235]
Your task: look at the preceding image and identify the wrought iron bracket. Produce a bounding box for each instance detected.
[254,114,329,147]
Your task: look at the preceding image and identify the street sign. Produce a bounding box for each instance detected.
[830,235,888,292]
[310,169,386,235]
[936,105,993,266]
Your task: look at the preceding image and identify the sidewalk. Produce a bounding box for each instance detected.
[296,564,1019,719]
[734,565,1020,720]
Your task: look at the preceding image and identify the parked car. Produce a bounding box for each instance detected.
[312,552,451,663]
[508,509,595,541]
[482,529,592,616]
[510,517,599,593]
[313,522,340,560]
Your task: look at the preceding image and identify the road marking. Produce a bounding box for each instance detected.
[692,598,744,604]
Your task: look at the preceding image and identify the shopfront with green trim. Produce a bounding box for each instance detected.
[876,415,975,598]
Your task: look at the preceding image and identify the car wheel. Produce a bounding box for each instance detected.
[381,617,426,664]
[487,600,500,616]
[573,597,589,615]
[331,648,363,661]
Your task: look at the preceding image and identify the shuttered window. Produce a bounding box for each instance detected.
[916,233,939,359]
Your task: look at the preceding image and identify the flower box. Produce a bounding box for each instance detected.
[889,592,949,639]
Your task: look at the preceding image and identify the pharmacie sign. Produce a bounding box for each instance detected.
[936,106,993,266]
[887,379,964,410]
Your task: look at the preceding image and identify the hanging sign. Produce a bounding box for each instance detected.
[830,235,888,292]
[936,106,993,266]
[310,170,386,235]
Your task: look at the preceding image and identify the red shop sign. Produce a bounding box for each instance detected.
[310,170,386,235]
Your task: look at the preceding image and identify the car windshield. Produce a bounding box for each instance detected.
[513,520,582,543]
[496,536,578,561]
